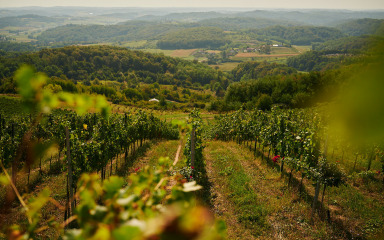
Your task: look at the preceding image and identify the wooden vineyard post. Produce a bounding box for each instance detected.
[191,127,196,168]
[11,123,16,186]
[66,127,74,220]
[311,180,320,221]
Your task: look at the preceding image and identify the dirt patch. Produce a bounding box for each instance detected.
[170,49,197,57]
[206,50,221,54]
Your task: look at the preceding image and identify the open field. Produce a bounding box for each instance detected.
[230,56,290,64]
[235,52,299,58]
[171,49,197,57]
[139,48,197,59]
[270,46,298,54]
[206,50,221,54]
[293,45,312,53]
[210,62,241,71]
[119,40,148,48]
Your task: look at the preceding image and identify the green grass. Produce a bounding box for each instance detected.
[119,40,148,48]
[146,139,185,168]
[292,45,312,53]
[210,62,240,71]
[203,140,383,239]
[270,47,298,54]
[328,182,384,237]
[205,142,271,237]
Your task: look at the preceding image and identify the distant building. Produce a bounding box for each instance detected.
[149,98,159,102]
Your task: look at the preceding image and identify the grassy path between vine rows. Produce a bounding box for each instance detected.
[0,136,184,239]
[203,140,345,240]
[126,136,185,175]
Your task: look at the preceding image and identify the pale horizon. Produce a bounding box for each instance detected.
[0,0,384,10]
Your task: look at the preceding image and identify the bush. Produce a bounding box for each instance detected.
[257,94,273,111]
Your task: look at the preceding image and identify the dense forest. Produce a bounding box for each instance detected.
[287,35,382,71]
[244,26,346,45]
[198,17,299,30]
[36,23,347,47]
[135,9,384,26]
[157,27,229,49]
[286,51,349,72]
[0,41,38,52]
[0,14,62,28]
[37,21,196,44]
[311,35,375,53]
[0,45,220,85]
[336,18,384,36]
[223,70,345,109]
[0,45,229,109]
[231,61,297,82]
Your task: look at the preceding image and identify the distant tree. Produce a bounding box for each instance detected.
[44,83,62,93]
[215,86,225,98]
[159,95,167,107]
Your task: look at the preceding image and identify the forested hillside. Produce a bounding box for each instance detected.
[286,51,350,71]
[0,14,62,28]
[287,35,381,71]
[37,21,195,44]
[245,26,346,45]
[231,61,297,82]
[0,41,38,52]
[336,18,384,36]
[223,70,345,109]
[311,35,376,53]
[36,22,346,47]
[198,17,299,30]
[0,45,219,85]
[157,27,229,49]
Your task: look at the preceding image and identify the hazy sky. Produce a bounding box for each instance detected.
[0,0,383,10]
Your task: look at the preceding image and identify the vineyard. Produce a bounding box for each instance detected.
[0,67,226,239]
[1,63,384,239]
[205,108,384,238]
[0,110,179,183]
